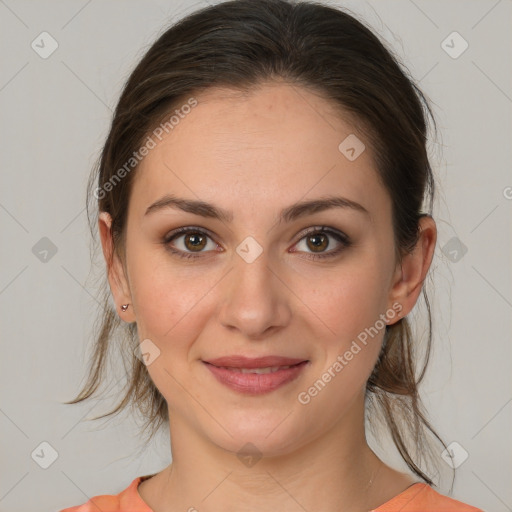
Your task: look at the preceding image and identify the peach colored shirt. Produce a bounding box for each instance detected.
[59,475,485,512]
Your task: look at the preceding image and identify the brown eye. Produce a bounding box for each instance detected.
[306,232,329,253]
[163,227,217,260]
[183,232,208,252]
[163,225,351,261]
[293,227,351,260]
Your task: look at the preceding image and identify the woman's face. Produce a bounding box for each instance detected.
[108,83,407,456]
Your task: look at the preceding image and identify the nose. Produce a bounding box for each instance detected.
[217,246,292,340]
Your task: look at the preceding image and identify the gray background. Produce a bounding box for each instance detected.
[0,1,511,511]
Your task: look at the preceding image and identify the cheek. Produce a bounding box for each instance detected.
[298,268,387,410]
[296,259,391,398]
[132,272,207,339]
[301,261,389,342]
[127,247,220,347]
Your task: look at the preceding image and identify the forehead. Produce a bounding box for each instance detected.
[129,82,390,226]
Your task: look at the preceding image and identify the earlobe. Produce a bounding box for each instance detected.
[387,216,437,323]
[98,212,134,322]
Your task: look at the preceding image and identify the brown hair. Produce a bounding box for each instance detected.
[65,0,453,488]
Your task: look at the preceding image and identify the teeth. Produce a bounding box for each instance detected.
[220,365,291,374]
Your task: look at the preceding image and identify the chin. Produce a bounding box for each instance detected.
[202,413,314,460]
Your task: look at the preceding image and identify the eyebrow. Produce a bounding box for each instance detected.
[144,194,370,224]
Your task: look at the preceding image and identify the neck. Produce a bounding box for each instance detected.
[143,394,402,512]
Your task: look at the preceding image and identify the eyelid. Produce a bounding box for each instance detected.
[163,225,218,243]
[293,225,350,244]
[164,225,348,243]
[163,225,351,260]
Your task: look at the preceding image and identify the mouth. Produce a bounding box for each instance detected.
[211,365,299,374]
[202,356,309,394]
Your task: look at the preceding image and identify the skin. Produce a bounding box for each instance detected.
[99,82,436,512]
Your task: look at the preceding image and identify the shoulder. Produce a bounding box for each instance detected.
[374,483,485,512]
[58,476,153,512]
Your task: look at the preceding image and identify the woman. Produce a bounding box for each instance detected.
[61,0,483,510]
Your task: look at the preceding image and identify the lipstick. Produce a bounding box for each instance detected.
[203,356,309,395]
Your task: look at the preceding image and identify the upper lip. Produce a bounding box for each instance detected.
[204,356,308,368]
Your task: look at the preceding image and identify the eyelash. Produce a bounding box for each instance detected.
[162,226,351,261]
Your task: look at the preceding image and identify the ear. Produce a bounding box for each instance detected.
[386,215,437,324]
[98,212,135,323]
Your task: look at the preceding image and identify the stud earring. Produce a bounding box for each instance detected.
[121,304,130,312]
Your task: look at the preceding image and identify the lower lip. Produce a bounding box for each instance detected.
[203,361,309,395]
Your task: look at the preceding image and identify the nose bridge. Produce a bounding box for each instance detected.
[232,237,275,306]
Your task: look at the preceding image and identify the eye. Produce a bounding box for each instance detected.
[163,227,218,260]
[162,225,351,261]
[292,226,351,260]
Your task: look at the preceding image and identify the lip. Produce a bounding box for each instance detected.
[203,356,309,395]
[204,355,307,368]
